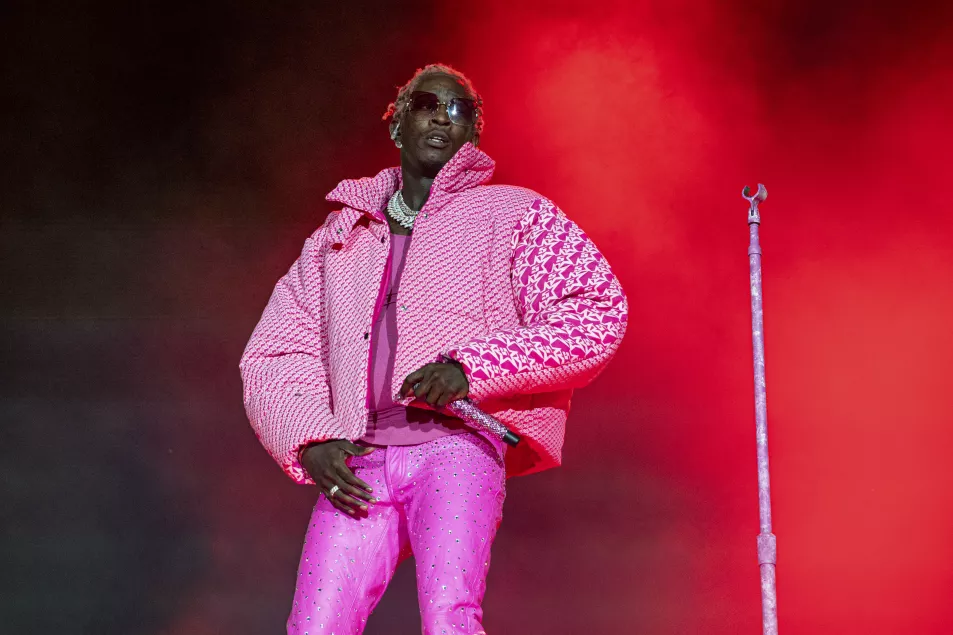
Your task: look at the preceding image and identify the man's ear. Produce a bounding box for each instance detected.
[390,121,402,147]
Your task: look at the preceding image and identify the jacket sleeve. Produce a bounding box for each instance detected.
[444,198,628,402]
[239,221,341,485]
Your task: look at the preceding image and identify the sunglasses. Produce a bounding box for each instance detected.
[406,91,476,127]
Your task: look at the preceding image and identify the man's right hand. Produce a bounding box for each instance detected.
[301,440,378,515]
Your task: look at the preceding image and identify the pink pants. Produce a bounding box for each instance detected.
[287,432,507,635]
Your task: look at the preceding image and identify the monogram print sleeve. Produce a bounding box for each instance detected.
[240,221,341,485]
[444,198,628,402]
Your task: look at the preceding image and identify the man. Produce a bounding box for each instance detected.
[240,63,628,634]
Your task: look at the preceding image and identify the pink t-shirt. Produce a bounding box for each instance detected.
[361,233,468,446]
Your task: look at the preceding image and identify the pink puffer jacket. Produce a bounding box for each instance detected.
[240,143,627,482]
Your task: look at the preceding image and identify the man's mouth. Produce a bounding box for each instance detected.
[424,133,450,148]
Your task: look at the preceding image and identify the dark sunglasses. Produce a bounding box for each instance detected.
[406,91,476,127]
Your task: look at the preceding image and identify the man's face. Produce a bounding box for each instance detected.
[397,74,478,175]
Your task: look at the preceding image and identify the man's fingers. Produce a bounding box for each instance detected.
[332,489,366,511]
[320,474,366,514]
[436,388,461,408]
[328,496,357,516]
[333,462,376,501]
[435,384,467,407]
[425,381,447,406]
[412,379,428,400]
[402,364,468,406]
[414,366,441,400]
[321,478,355,515]
[400,368,427,397]
[423,370,456,406]
[414,377,432,401]
[340,440,376,457]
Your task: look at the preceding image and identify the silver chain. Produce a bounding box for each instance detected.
[386,191,419,229]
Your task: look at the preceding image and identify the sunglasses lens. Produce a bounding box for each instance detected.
[409,92,439,113]
[448,99,475,125]
[407,92,476,126]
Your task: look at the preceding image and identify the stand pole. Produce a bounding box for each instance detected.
[743,184,778,635]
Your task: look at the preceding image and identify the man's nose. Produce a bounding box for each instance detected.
[431,104,452,124]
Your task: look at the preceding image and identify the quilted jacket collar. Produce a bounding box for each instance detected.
[324,143,496,232]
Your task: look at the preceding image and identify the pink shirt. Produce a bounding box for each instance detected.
[361,233,467,446]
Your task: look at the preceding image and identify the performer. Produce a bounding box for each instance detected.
[240,63,628,634]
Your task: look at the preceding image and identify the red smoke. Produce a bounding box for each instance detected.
[454,1,953,633]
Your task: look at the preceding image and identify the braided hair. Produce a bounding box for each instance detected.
[382,63,485,142]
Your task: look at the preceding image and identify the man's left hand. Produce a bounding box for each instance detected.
[399,362,469,408]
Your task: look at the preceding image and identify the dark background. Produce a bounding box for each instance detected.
[3,1,953,634]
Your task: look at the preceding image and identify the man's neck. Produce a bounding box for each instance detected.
[400,156,441,211]
[400,173,433,211]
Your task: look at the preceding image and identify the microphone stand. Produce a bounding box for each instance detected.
[744,184,778,635]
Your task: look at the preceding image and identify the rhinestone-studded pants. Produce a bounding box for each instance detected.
[287,432,507,634]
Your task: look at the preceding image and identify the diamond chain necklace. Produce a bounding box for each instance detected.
[386,191,418,230]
